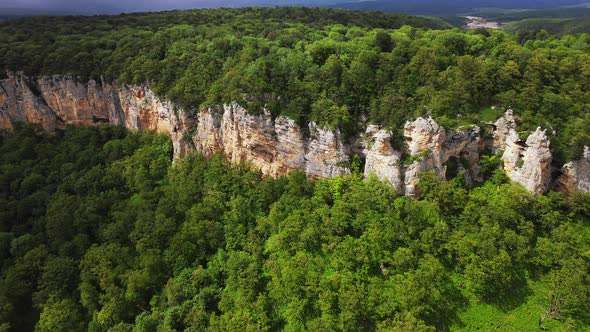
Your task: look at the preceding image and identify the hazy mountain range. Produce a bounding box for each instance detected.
[1,0,589,16]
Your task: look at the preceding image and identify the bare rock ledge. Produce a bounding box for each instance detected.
[1,72,586,195]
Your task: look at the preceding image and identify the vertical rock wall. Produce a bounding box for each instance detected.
[501,128,552,194]
[0,73,350,180]
[364,117,483,197]
[558,146,590,192]
[1,72,587,195]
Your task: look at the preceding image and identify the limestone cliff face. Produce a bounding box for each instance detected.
[404,117,445,158]
[363,117,482,197]
[190,104,349,178]
[501,128,552,194]
[305,122,351,178]
[364,128,404,193]
[1,72,587,195]
[0,73,350,179]
[558,146,590,192]
[492,109,517,152]
[402,117,446,196]
[0,72,174,134]
[0,72,63,130]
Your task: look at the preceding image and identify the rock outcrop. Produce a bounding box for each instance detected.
[492,109,517,152]
[558,146,590,192]
[1,72,587,195]
[404,117,445,158]
[305,122,351,178]
[363,118,482,197]
[189,104,349,178]
[0,72,350,179]
[0,72,63,130]
[501,128,552,194]
[0,71,174,133]
[364,129,404,193]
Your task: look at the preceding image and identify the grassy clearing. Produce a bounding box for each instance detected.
[451,279,580,331]
[479,107,505,123]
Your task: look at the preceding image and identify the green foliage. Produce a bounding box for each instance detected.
[0,125,588,331]
[505,17,590,36]
[404,149,432,166]
[1,8,590,160]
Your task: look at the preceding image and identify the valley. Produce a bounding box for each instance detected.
[464,16,503,29]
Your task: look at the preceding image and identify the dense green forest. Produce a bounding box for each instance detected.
[1,7,590,163]
[1,9,590,330]
[506,17,590,36]
[473,7,590,35]
[0,124,588,331]
[477,7,590,22]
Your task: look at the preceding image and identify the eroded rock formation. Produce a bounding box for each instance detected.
[558,146,590,192]
[0,71,174,133]
[501,128,552,194]
[364,117,482,197]
[492,109,517,152]
[363,129,404,193]
[189,104,349,178]
[0,72,350,180]
[1,71,588,195]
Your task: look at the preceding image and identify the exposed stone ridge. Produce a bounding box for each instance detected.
[0,71,174,133]
[502,128,552,194]
[558,146,590,192]
[364,117,482,197]
[364,128,404,193]
[190,104,349,178]
[1,72,588,195]
[0,72,350,179]
[492,109,517,152]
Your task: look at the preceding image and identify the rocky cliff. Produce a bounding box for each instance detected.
[1,72,588,195]
[0,72,350,179]
[189,104,349,178]
[558,146,590,193]
[364,117,482,196]
[0,71,174,133]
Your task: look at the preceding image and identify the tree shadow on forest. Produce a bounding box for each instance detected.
[482,278,533,312]
[431,279,472,332]
[449,275,533,331]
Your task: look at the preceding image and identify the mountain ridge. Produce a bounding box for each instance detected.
[1,71,588,195]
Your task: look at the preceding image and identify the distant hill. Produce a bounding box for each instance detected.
[504,17,590,35]
[476,7,590,22]
[3,0,590,16]
[328,0,590,15]
[0,8,79,19]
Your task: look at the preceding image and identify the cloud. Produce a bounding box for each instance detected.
[0,0,278,13]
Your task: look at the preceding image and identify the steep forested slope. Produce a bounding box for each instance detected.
[0,125,588,331]
[1,7,589,163]
[505,17,590,36]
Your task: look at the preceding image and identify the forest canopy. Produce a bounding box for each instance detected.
[1,7,590,332]
[0,124,588,331]
[1,7,590,162]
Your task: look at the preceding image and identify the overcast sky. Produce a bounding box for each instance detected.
[0,0,252,13]
[1,0,587,14]
[0,0,338,13]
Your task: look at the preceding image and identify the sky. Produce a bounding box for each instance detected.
[1,0,588,14]
[0,0,336,14]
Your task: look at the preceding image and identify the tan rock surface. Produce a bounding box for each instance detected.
[502,128,552,194]
[364,129,404,192]
[2,72,585,194]
[558,146,590,192]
